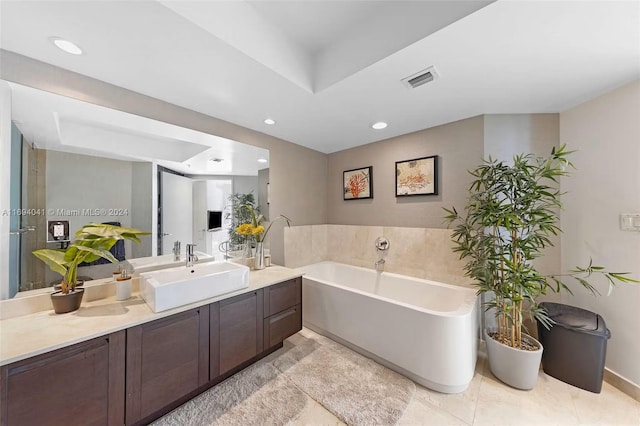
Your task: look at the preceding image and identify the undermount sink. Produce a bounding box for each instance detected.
[139,261,250,313]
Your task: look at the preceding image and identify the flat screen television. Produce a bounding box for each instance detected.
[207,210,223,230]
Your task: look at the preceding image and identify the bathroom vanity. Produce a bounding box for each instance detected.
[0,266,302,426]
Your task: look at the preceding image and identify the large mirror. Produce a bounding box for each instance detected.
[3,81,269,299]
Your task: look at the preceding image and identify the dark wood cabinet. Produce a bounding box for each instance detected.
[263,277,302,350]
[0,331,125,426]
[263,277,302,317]
[125,306,209,425]
[1,276,303,426]
[213,290,264,376]
[264,304,302,349]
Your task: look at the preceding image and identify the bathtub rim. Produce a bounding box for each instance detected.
[297,261,478,317]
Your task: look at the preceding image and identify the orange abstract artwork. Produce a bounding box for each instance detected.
[349,173,367,197]
[343,167,372,200]
[396,156,438,196]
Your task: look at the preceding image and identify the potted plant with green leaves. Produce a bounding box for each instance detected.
[444,144,636,390]
[33,223,149,314]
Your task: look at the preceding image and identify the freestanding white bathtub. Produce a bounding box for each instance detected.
[298,261,479,393]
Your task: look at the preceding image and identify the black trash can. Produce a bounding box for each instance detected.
[537,302,611,393]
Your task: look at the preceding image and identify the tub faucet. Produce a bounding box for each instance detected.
[173,241,181,261]
[375,237,390,252]
[374,236,390,272]
[186,244,198,267]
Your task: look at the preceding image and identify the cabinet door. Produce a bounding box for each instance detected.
[263,277,301,317]
[126,306,208,424]
[0,331,125,426]
[214,290,263,376]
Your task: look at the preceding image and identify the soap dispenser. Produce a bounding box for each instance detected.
[112,263,123,282]
[115,268,132,300]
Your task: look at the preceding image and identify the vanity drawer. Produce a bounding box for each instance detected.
[263,277,301,317]
[264,304,302,349]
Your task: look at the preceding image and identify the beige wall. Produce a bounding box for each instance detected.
[45,151,134,284]
[327,116,484,228]
[484,114,561,278]
[560,80,640,387]
[326,113,561,234]
[0,50,328,265]
[285,225,471,287]
[484,114,559,161]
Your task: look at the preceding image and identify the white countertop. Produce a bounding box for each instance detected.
[0,265,302,366]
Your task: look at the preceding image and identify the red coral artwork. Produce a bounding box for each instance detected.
[349,173,367,197]
[343,167,372,200]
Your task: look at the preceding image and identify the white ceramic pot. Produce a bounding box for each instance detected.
[484,328,543,390]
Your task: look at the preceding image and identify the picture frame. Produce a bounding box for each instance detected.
[395,155,438,197]
[343,166,373,200]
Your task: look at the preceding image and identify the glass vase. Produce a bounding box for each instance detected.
[243,239,254,258]
[254,242,265,270]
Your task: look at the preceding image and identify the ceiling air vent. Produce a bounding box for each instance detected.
[401,66,439,89]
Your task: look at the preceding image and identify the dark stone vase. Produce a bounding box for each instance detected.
[50,287,85,314]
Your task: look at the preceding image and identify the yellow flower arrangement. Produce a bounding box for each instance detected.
[236,223,265,236]
[235,205,290,243]
[236,223,254,236]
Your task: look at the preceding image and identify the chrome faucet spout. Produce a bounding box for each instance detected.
[173,241,181,261]
[374,259,385,272]
[186,243,198,267]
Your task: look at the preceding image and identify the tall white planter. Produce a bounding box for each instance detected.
[484,328,543,390]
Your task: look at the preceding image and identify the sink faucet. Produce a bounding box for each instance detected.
[186,244,198,267]
[173,241,181,261]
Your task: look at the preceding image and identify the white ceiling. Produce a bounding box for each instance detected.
[8,82,270,176]
[1,1,639,154]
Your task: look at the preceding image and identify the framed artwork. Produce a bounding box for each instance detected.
[395,155,438,197]
[343,166,373,200]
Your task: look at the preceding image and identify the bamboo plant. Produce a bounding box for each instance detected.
[33,223,149,293]
[444,144,636,349]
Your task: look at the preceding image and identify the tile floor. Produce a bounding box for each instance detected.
[282,328,640,426]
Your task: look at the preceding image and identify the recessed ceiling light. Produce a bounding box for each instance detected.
[372,122,388,130]
[257,158,268,163]
[49,37,83,55]
[264,118,276,125]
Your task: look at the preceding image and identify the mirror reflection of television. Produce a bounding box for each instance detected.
[207,210,222,230]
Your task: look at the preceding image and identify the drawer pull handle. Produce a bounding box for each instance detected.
[270,307,297,323]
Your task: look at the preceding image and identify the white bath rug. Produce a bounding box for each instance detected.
[151,361,307,426]
[274,337,416,426]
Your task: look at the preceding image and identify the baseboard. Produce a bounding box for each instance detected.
[604,368,640,402]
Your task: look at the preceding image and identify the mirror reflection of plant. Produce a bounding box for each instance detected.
[226,192,258,247]
[33,223,149,294]
[444,144,637,349]
[236,204,290,243]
